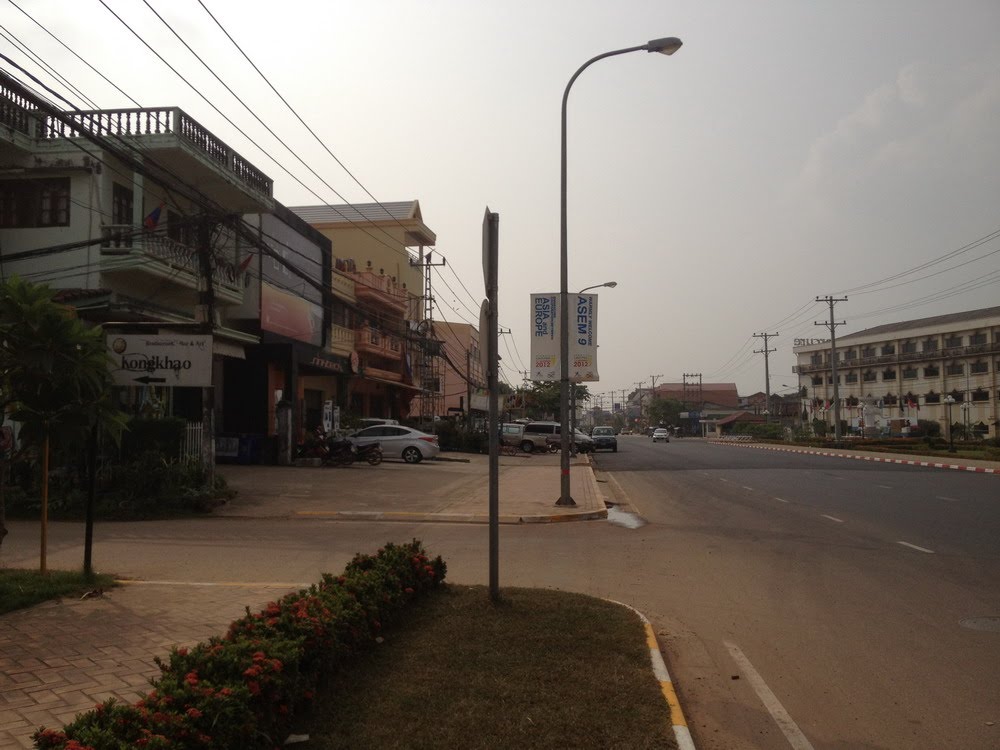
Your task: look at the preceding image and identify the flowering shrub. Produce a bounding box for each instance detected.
[34,540,446,750]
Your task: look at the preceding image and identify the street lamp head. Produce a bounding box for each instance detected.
[646,37,683,55]
[605,281,618,288]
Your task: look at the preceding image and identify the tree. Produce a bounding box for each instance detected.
[518,381,590,420]
[647,397,684,428]
[0,278,125,572]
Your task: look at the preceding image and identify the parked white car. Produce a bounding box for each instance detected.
[349,425,440,463]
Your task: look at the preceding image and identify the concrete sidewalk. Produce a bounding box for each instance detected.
[0,452,609,748]
[216,451,610,523]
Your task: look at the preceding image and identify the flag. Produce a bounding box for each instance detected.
[237,253,254,274]
[143,202,165,229]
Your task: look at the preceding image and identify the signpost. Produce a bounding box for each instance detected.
[107,334,212,387]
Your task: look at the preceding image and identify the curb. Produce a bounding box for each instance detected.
[710,441,1000,475]
[292,508,608,524]
[606,599,696,750]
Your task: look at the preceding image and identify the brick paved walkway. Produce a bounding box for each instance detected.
[0,583,291,749]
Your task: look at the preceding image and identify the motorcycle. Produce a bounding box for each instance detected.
[296,427,356,466]
[354,441,383,466]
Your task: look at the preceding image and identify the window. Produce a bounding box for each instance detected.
[811,376,823,386]
[925,392,941,404]
[923,339,938,352]
[862,346,876,358]
[882,370,896,380]
[946,363,964,376]
[924,365,939,378]
[902,341,917,354]
[971,389,989,402]
[112,183,133,225]
[970,332,986,346]
[945,335,963,348]
[845,373,858,384]
[970,361,989,374]
[810,353,822,365]
[863,371,877,382]
[0,178,71,227]
[167,210,195,246]
[844,349,857,361]
[902,368,918,379]
[881,344,896,356]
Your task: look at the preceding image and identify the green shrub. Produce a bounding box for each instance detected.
[121,417,187,461]
[34,540,447,750]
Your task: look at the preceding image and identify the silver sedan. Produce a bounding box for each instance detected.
[348,425,441,463]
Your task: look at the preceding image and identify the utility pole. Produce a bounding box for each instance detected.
[753,333,778,421]
[195,215,217,482]
[816,296,847,441]
[633,381,646,430]
[410,250,446,421]
[648,374,662,426]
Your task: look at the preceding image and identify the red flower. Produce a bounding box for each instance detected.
[247,680,261,696]
[186,707,203,719]
[185,670,199,686]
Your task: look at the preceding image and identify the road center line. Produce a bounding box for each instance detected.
[820,514,844,523]
[724,641,815,750]
[936,496,960,502]
[742,486,754,491]
[719,478,729,483]
[877,485,893,490]
[897,541,935,554]
[774,497,789,503]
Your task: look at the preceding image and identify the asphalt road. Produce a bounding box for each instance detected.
[5,438,998,749]
[591,436,1000,750]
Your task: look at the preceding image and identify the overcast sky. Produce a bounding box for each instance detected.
[7,0,1000,403]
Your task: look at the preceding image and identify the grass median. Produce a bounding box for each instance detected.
[302,585,677,749]
[0,568,115,615]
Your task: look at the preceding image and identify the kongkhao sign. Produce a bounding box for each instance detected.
[107,334,213,387]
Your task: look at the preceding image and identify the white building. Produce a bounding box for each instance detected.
[793,305,1000,439]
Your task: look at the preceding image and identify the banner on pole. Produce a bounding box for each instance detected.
[529,293,599,382]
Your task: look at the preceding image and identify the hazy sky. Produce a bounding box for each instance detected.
[7,0,1000,402]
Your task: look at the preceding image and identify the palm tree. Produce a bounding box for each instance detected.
[0,277,125,572]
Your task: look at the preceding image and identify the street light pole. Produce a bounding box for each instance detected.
[944,395,956,452]
[557,36,682,506]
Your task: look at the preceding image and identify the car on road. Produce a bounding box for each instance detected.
[652,428,671,443]
[590,426,618,452]
[349,425,440,463]
[501,423,525,448]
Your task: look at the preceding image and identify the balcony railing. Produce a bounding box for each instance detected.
[100,225,242,293]
[363,365,403,382]
[42,107,272,198]
[330,323,354,353]
[355,327,402,360]
[0,78,34,136]
[795,340,1000,375]
[346,270,408,313]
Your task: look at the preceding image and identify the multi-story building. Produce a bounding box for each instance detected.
[290,202,437,420]
[0,71,278,460]
[433,321,486,421]
[793,305,1000,438]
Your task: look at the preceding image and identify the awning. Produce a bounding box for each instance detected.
[213,338,246,360]
[363,374,424,392]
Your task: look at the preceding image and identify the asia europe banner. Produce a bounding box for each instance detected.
[529,293,599,382]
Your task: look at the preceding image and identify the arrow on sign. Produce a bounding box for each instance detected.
[133,376,167,384]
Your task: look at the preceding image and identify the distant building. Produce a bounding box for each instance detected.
[793,305,1000,438]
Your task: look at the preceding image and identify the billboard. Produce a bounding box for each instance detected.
[529,293,599,382]
[107,334,212,387]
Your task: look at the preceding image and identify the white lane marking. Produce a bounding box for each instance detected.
[877,485,893,490]
[719,478,729,483]
[897,541,935,554]
[820,514,844,523]
[936,496,960,502]
[829,476,846,481]
[724,641,815,750]
[743,486,754,491]
[774,497,789,503]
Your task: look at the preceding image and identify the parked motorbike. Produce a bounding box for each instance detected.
[354,441,383,466]
[296,427,356,466]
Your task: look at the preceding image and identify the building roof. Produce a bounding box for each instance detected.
[653,382,741,409]
[839,305,1000,342]
[288,201,422,225]
[715,410,765,426]
[288,201,436,247]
